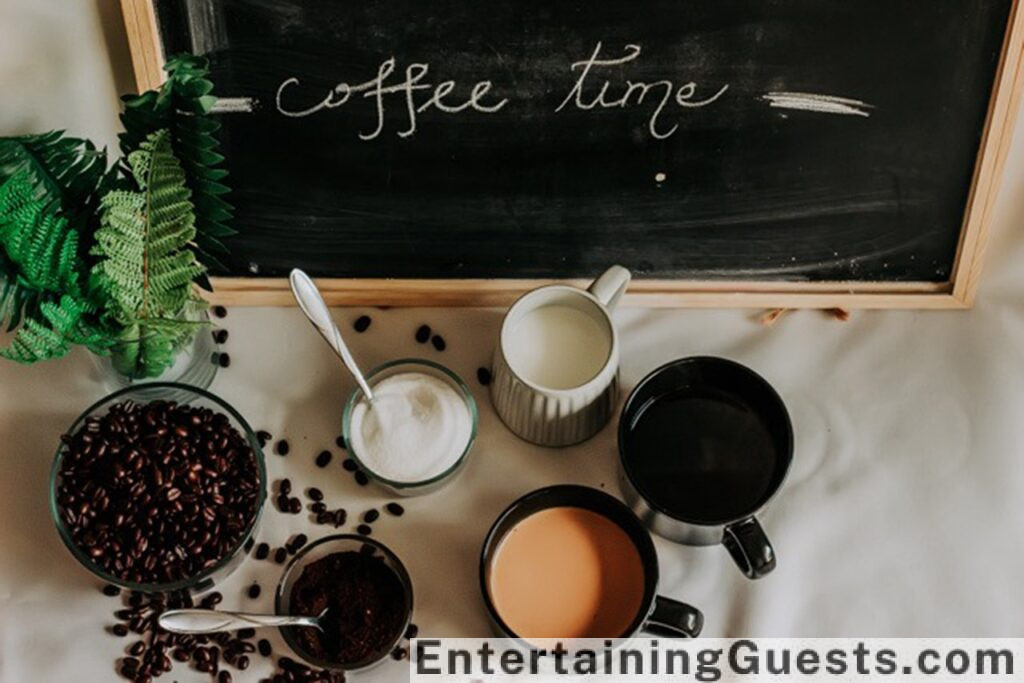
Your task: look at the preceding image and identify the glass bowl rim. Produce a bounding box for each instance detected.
[48,381,268,593]
[342,358,479,489]
[274,533,415,671]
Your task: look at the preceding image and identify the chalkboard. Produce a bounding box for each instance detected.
[122,0,1024,307]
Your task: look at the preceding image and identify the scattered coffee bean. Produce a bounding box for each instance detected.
[385,502,405,517]
[247,583,261,599]
[316,511,334,525]
[102,584,121,597]
[274,547,288,564]
[275,439,290,456]
[236,655,250,670]
[431,334,447,351]
[405,622,419,639]
[218,670,232,683]
[333,509,348,527]
[353,315,372,332]
[280,478,292,495]
[213,329,229,344]
[289,497,302,514]
[311,501,327,513]
[342,458,358,472]
[477,367,492,385]
[335,435,347,450]
[363,509,380,523]
[392,646,408,660]
[307,487,324,502]
[258,639,272,657]
[287,533,308,554]
[357,524,372,536]
[237,627,256,640]
[415,324,431,343]
[55,400,260,585]
[112,624,129,637]
[201,592,223,609]
[129,640,146,656]
[218,352,231,367]
[276,494,291,513]
[315,450,332,468]
[256,542,272,559]
[355,470,369,486]
[212,305,227,318]
[256,430,272,446]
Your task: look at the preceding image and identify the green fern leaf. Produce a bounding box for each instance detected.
[0,294,108,363]
[93,129,206,378]
[120,53,235,269]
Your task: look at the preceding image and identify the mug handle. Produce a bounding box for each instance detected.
[587,265,632,310]
[642,596,704,638]
[722,516,776,579]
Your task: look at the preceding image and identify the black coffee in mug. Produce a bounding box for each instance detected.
[619,357,793,579]
[623,385,780,523]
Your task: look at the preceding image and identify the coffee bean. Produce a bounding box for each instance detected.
[311,501,327,513]
[333,509,348,527]
[236,655,250,670]
[307,487,323,502]
[255,543,270,560]
[112,624,129,637]
[57,400,260,586]
[102,584,121,597]
[256,430,272,446]
[218,671,232,683]
[212,305,227,318]
[357,524,372,536]
[477,367,492,385]
[354,470,369,486]
[218,352,231,368]
[247,583,261,599]
[415,324,431,343]
[280,478,292,495]
[335,435,347,450]
[201,592,223,609]
[258,639,272,657]
[213,329,229,344]
[276,494,290,513]
[288,497,302,514]
[315,450,332,468]
[363,509,380,523]
[287,534,308,554]
[392,646,408,660]
[274,547,287,564]
[405,622,419,639]
[431,334,446,351]
[316,511,333,524]
[274,439,290,456]
[353,315,372,332]
[385,502,405,517]
[342,458,358,472]
[129,641,146,656]
[237,628,256,640]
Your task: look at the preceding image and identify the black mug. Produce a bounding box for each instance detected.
[618,357,793,579]
[480,485,703,640]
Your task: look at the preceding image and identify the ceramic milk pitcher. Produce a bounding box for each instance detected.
[490,265,630,447]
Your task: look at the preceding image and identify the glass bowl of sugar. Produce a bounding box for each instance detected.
[343,358,478,495]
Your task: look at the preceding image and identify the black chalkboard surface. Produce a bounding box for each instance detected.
[129,0,1023,306]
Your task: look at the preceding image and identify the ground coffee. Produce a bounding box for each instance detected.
[289,550,407,666]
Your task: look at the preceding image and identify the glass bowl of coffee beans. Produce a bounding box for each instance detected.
[275,534,414,672]
[49,383,267,593]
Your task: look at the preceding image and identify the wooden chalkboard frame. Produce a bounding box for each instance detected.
[119,0,1024,308]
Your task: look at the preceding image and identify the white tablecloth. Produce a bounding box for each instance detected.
[2,117,1024,683]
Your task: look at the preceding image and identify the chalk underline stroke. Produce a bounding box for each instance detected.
[761,91,874,117]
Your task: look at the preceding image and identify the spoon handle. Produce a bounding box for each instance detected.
[289,268,375,401]
[158,608,320,634]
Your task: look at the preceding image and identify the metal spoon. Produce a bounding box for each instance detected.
[158,607,328,634]
[289,268,375,401]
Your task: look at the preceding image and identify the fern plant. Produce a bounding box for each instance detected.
[120,53,234,273]
[92,129,207,379]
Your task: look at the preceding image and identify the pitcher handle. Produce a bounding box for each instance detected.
[587,265,632,310]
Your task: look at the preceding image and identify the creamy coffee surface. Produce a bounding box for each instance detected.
[489,506,645,639]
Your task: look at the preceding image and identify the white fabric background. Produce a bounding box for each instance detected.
[2,2,1024,681]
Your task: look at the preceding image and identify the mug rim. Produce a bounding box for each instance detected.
[497,284,618,396]
[479,484,659,641]
[617,356,795,527]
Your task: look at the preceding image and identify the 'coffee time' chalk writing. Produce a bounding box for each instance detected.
[275,43,729,141]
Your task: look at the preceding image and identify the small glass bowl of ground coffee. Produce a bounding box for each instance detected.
[49,383,266,593]
[275,534,414,671]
